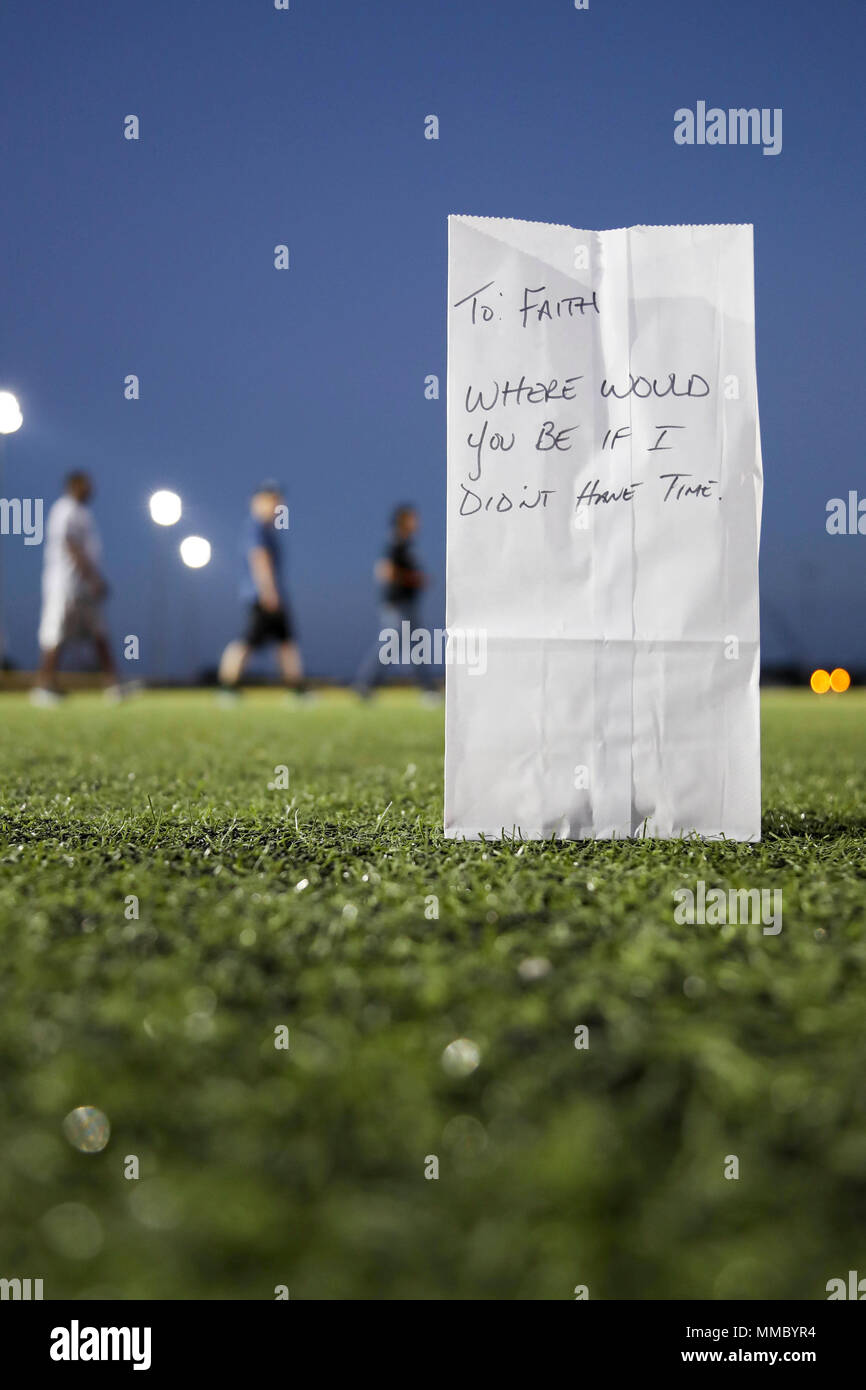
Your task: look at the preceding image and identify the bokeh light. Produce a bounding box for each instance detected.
[0,390,23,434]
[62,1105,110,1154]
[148,489,182,526]
[810,669,831,694]
[40,1203,103,1259]
[179,535,211,568]
[830,668,851,693]
[441,1037,481,1077]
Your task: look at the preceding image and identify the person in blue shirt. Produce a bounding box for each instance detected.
[218,481,306,694]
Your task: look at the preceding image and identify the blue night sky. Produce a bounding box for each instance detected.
[0,0,863,679]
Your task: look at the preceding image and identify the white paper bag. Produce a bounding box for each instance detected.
[445,218,762,841]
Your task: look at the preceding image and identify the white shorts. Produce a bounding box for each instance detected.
[39,593,107,650]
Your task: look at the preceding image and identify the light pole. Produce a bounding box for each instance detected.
[148,490,182,682]
[179,536,212,683]
[0,391,24,669]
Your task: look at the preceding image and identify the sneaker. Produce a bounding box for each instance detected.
[30,686,63,707]
[285,688,318,706]
[217,688,241,706]
[104,681,141,702]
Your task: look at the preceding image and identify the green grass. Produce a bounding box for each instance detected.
[1,689,864,1300]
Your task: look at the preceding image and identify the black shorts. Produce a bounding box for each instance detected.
[243,601,294,648]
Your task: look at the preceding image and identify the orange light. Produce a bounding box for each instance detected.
[810,669,831,694]
[830,668,851,693]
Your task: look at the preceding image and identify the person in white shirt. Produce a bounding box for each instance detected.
[32,472,119,703]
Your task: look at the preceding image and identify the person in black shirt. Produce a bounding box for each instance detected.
[354,505,437,697]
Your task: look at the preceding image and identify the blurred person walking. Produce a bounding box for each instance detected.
[354,504,439,700]
[218,481,307,698]
[32,471,122,705]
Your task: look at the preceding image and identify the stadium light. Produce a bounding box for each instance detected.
[0,390,24,666]
[811,668,852,694]
[149,489,182,526]
[180,536,211,569]
[830,668,851,693]
[0,391,23,434]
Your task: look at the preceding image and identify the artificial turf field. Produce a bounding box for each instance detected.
[0,688,864,1301]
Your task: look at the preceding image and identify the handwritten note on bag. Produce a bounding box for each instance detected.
[445,218,763,841]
